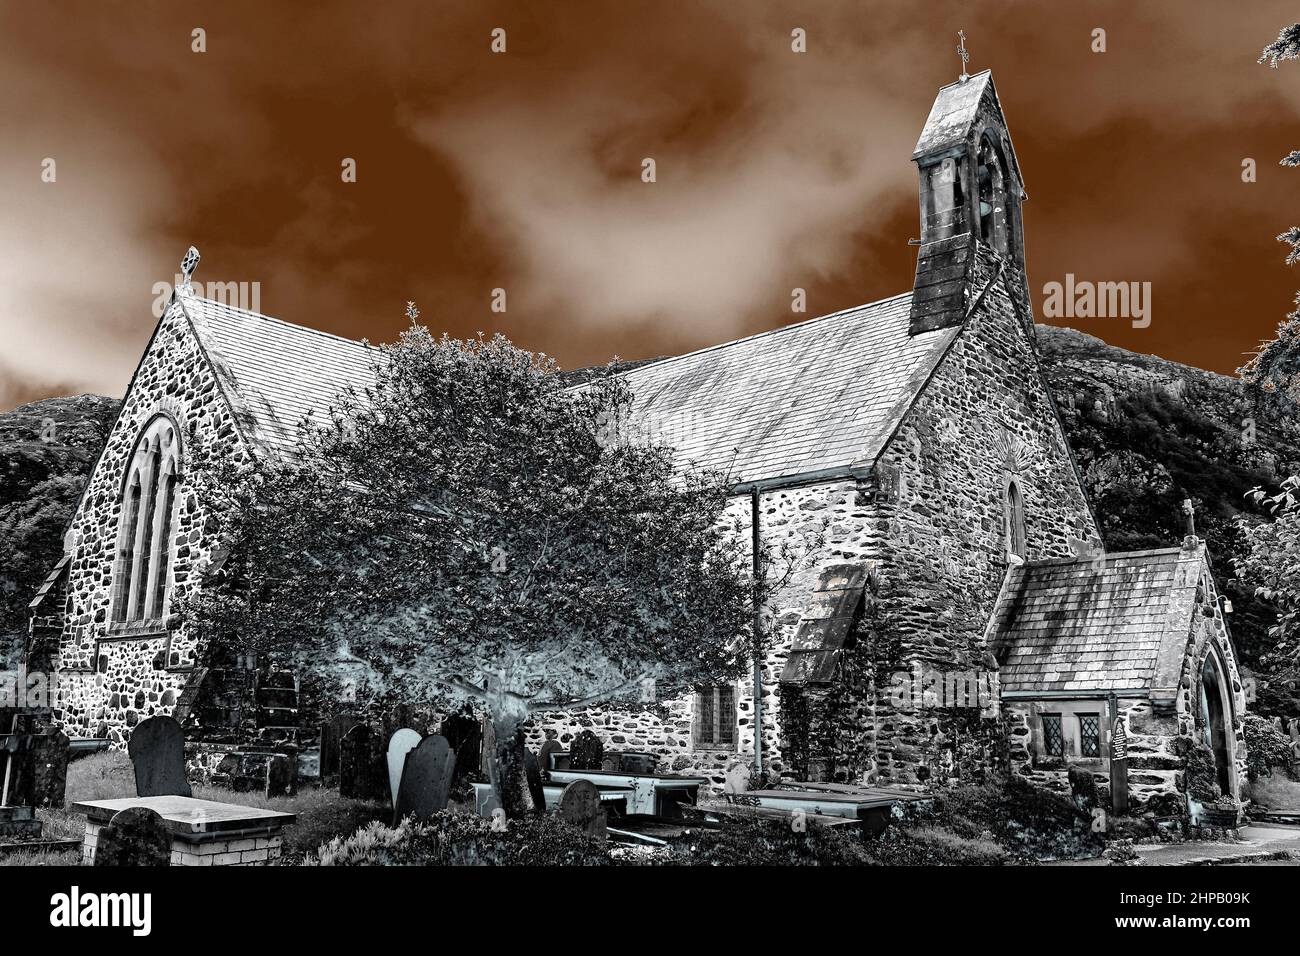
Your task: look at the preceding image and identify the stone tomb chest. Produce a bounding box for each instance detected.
[72,795,295,866]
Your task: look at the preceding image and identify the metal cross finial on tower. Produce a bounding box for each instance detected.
[180,245,200,289]
[957,30,970,82]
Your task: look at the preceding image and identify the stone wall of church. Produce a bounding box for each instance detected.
[529,252,1103,791]
[865,248,1101,785]
[55,299,247,744]
[526,477,889,787]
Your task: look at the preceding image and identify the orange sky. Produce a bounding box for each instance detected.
[3,0,1300,410]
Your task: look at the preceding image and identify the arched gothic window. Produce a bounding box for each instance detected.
[1005,477,1027,561]
[112,416,181,624]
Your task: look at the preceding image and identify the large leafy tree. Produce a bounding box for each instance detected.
[183,313,753,815]
[1236,25,1300,715]
[1240,479,1300,700]
[1241,24,1300,417]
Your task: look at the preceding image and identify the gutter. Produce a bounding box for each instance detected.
[1000,688,1148,701]
[730,463,872,497]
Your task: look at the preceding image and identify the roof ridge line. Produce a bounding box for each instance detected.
[181,292,376,351]
[596,291,914,380]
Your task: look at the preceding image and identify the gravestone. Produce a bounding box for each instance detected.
[94,806,171,866]
[128,715,192,798]
[557,779,606,840]
[30,730,70,808]
[570,730,603,771]
[339,724,386,800]
[523,744,546,812]
[386,728,423,808]
[600,754,620,772]
[440,712,482,797]
[479,717,496,779]
[394,734,457,823]
[723,762,751,795]
[538,739,564,773]
[320,714,361,781]
[620,751,657,775]
[265,753,295,799]
[4,728,69,810]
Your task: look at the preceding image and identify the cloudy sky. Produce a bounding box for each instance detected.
[3,0,1299,410]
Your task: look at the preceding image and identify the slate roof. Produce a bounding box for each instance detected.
[613,293,956,486]
[780,564,870,684]
[177,288,957,487]
[178,292,378,459]
[913,71,992,157]
[911,69,1025,194]
[990,545,1205,696]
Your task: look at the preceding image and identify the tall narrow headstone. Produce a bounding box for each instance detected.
[127,715,192,798]
[538,739,564,773]
[339,724,386,800]
[320,714,361,781]
[394,734,457,823]
[440,712,482,797]
[523,742,546,812]
[94,806,171,866]
[386,728,423,808]
[30,730,70,808]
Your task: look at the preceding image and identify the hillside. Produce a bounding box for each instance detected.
[0,394,118,667]
[1038,325,1300,706]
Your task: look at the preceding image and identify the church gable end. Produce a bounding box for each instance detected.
[55,293,252,743]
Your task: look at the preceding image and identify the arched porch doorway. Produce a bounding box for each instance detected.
[1199,652,1235,798]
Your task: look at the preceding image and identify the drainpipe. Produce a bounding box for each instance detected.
[751,487,764,779]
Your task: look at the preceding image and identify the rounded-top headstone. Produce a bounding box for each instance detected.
[394,734,457,823]
[537,739,564,773]
[94,806,171,866]
[386,728,423,808]
[557,779,606,840]
[569,730,603,771]
[127,715,192,798]
[557,779,601,826]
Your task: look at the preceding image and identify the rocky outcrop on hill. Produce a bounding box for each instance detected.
[0,394,118,667]
[1038,325,1300,700]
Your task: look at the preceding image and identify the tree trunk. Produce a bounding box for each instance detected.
[486,701,539,819]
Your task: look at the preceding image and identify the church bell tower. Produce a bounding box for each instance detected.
[908,65,1029,336]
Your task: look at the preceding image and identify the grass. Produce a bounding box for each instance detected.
[189,783,388,861]
[5,749,386,865]
[1248,774,1300,810]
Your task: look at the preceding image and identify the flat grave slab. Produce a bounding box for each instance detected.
[72,795,296,866]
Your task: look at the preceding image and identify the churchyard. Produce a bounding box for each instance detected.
[4,705,1299,866]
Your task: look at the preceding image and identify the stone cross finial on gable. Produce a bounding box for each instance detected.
[180,245,201,288]
[1181,498,1196,538]
[957,30,970,82]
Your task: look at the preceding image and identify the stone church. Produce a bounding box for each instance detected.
[27,69,1248,818]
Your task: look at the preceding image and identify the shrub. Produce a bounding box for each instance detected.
[902,775,1103,861]
[191,783,388,860]
[310,812,610,866]
[1242,715,1298,781]
[1182,739,1223,803]
[660,813,875,866]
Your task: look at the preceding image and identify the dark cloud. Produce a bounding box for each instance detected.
[3,0,1299,410]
